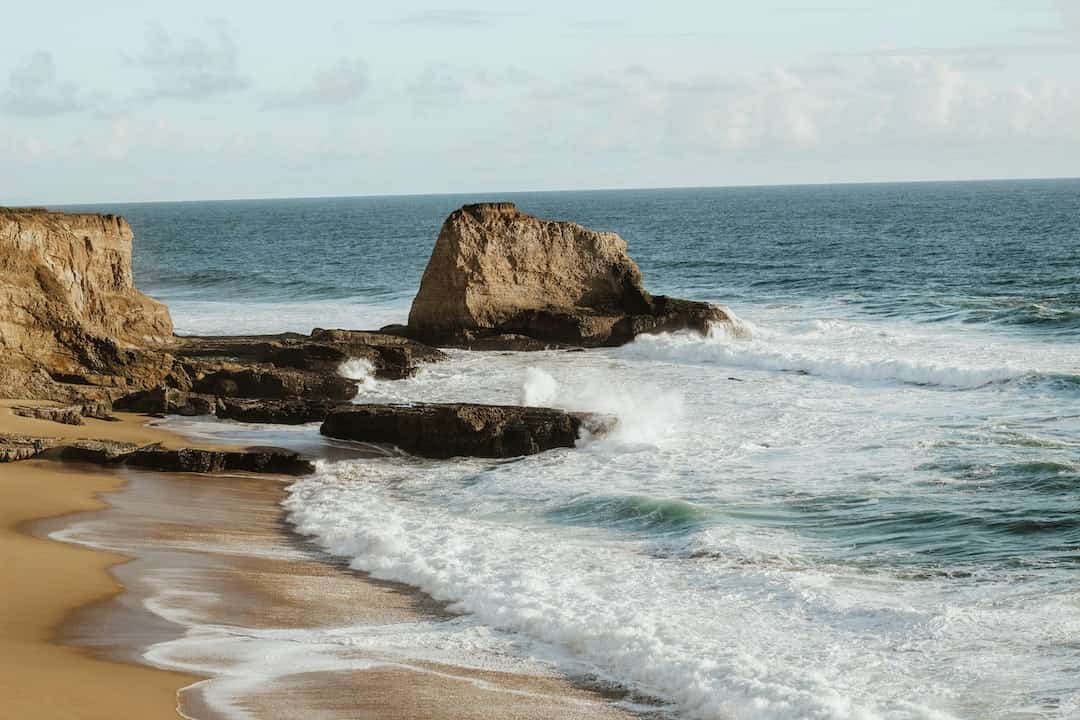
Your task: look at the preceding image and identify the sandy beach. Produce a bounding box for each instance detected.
[0,405,207,720]
[0,404,638,719]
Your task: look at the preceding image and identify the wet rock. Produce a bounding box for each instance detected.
[216,397,337,425]
[49,440,314,475]
[321,403,609,458]
[187,364,358,403]
[172,330,445,381]
[114,388,221,416]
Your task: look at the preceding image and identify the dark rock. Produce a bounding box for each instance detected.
[172,330,446,381]
[217,397,337,425]
[49,440,314,475]
[187,364,358,403]
[114,388,221,416]
[321,403,609,458]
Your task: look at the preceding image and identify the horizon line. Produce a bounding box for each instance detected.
[20,174,1080,209]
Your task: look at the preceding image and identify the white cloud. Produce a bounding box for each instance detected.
[1,52,85,116]
[267,58,369,109]
[139,21,249,102]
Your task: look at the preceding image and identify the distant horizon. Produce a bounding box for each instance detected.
[31,173,1080,209]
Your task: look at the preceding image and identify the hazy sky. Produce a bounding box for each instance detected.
[2,1,1078,203]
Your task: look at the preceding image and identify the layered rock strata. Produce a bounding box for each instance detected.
[0,208,174,399]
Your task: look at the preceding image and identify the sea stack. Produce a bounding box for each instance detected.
[405,202,731,347]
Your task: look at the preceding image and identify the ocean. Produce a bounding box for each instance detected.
[68,180,1080,719]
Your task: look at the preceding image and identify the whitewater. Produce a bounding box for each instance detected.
[72,182,1079,719]
[278,308,1080,720]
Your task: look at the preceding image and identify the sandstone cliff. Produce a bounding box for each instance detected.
[0,208,173,399]
[406,203,730,347]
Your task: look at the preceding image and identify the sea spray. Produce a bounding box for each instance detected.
[519,366,684,446]
[339,358,377,393]
[521,367,558,406]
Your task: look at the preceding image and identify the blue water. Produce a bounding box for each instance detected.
[65,180,1080,719]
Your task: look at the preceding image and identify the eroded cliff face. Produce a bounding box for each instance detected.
[406,203,730,347]
[0,208,174,399]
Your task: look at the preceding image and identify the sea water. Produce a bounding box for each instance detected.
[69,180,1080,719]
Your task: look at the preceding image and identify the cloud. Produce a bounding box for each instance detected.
[1062,0,1080,38]
[773,5,872,13]
[514,55,1080,157]
[1,52,85,117]
[405,64,535,107]
[408,65,468,105]
[266,58,369,109]
[139,21,249,101]
[392,10,503,28]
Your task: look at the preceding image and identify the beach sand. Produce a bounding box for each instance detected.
[0,404,640,719]
[0,404,207,720]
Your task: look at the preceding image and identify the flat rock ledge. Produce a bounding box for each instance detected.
[0,432,312,475]
[320,403,612,459]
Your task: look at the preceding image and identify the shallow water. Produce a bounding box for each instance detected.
[67,180,1080,719]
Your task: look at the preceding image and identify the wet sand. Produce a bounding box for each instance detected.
[48,469,639,719]
[2,403,640,719]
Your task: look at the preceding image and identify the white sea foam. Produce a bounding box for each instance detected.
[286,457,1080,720]
[277,306,1080,719]
[54,297,1080,719]
[620,318,1039,389]
[339,357,377,392]
[521,367,558,406]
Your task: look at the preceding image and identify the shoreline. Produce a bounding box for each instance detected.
[1,404,641,719]
[0,399,212,719]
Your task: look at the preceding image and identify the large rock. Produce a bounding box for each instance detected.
[171,330,445,380]
[48,440,314,475]
[0,208,175,400]
[405,203,731,347]
[320,403,607,458]
[217,397,337,425]
[10,404,85,425]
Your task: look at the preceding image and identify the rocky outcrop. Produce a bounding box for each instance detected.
[0,433,58,462]
[170,330,446,381]
[111,330,447,423]
[0,208,175,400]
[321,403,610,458]
[10,404,86,425]
[217,397,337,425]
[45,440,314,475]
[405,203,731,348]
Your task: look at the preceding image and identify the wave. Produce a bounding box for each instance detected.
[545,494,712,534]
[284,460,966,720]
[621,327,1023,389]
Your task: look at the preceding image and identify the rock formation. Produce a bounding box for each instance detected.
[321,403,610,458]
[0,208,175,400]
[112,330,447,423]
[47,440,314,475]
[405,202,731,347]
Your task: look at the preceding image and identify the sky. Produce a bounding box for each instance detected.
[2,1,1079,204]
